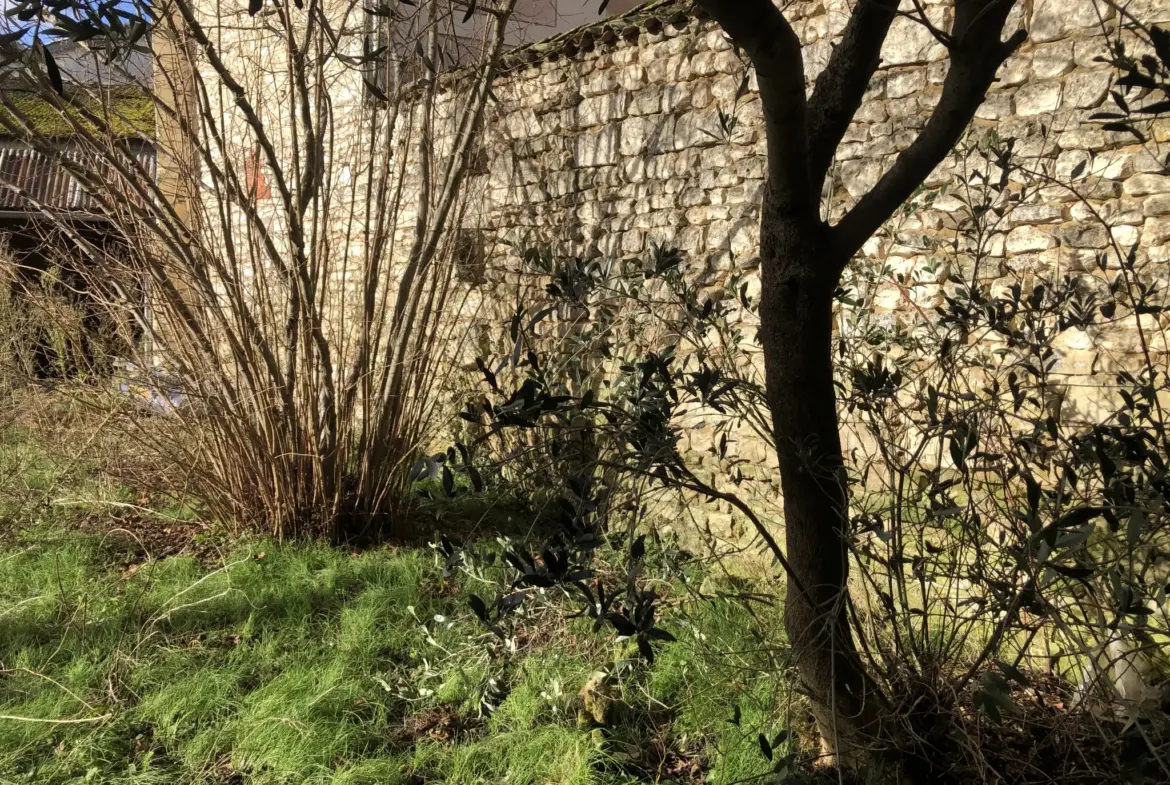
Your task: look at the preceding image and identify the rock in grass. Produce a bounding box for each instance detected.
[576,670,612,727]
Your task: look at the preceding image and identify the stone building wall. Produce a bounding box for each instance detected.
[461,0,1170,359]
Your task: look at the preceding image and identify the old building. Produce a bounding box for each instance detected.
[0,40,153,377]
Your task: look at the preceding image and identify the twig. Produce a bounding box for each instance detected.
[0,713,111,724]
[51,498,198,524]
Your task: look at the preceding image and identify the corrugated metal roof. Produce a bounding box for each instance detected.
[0,139,155,215]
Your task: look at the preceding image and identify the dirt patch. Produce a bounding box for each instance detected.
[873,671,1169,784]
[73,506,215,564]
[395,704,481,746]
[210,755,247,784]
[659,743,709,785]
[593,697,713,785]
[950,676,1163,784]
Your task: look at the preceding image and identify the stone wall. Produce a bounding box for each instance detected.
[463,0,1170,332]
[436,0,1170,547]
[175,0,1170,552]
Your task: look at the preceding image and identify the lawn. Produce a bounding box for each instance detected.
[0,417,796,784]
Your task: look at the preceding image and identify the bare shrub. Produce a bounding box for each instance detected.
[0,0,518,539]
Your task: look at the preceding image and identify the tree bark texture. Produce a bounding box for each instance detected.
[757,191,885,757]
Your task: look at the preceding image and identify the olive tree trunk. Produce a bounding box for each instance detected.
[759,202,882,754]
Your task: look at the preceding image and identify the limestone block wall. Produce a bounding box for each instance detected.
[174,0,1170,550]
[430,0,1170,544]
[461,0,1170,342]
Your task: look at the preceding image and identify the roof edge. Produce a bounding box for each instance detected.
[407,0,705,97]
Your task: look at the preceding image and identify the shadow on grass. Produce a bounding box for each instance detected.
[1,517,795,785]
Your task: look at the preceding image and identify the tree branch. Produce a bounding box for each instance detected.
[832,0,1025,263]
[807,0,900,197]
[696,0,811,215]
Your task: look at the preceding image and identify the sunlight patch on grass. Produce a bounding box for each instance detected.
[1,521,791,784]
[413,727,600,785]
[649,579,790,785]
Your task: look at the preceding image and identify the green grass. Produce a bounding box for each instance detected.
[0,408,794,784]
[649,588,791,784]
[0,520,791,784]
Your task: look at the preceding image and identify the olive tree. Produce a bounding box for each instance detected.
[687,0,1029,761]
